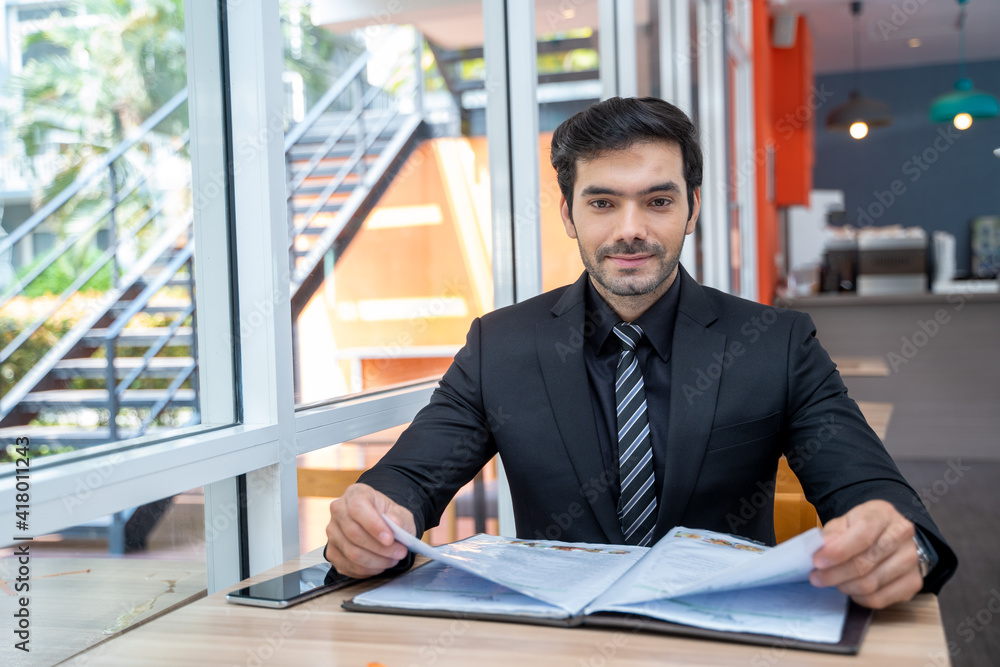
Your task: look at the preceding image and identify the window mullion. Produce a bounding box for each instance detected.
[224,0,299,577]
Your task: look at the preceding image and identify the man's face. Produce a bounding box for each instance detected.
[560,141,700,304]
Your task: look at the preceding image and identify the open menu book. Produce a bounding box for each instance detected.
[343,520,874,654]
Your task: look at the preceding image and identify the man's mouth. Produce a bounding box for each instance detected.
[606,254,651,269]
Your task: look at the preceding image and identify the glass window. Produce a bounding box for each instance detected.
[535,4,602,292]
[0,0,210,464]
[0,483,207,665]
[297,423,498,551]
[636,0,660,99]
[287,3,493,406]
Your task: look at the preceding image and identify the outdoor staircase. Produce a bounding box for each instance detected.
[284,48,425,308]
[0,45,425,451]
[0,216,198,447]
[287,109,423,302]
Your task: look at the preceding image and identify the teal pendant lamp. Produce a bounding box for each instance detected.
[929,0,999,129]
[825,2,892,140]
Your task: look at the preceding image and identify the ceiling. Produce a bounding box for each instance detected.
[782,0,1000,74]
[312,0,1000,75]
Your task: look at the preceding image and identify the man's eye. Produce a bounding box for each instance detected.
[651,198,671,207]
[591,200,611,209]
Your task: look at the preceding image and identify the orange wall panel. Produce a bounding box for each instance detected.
[770,14,814,207]
[539,132,587,291]
[754,0,779,304]
[328,141,487,352]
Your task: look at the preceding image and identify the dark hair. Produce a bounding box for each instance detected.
[549,97,703,220]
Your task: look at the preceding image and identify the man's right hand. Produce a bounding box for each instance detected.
[324,483,416,578]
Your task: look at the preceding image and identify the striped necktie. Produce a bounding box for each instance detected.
[612,322,657,547]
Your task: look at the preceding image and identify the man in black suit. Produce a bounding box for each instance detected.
[325,97,955,608]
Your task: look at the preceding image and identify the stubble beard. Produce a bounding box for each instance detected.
[578,238,683,297]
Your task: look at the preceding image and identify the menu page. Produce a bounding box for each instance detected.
[384,515,647,614]
[587,526,825,608]
[350,560,570,619]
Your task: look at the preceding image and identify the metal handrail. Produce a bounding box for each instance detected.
[0,218,192,419]
[0,168,188,309]
[285,44,418,263]
[5,35,434,435]
[139,362,198,435]
[106,302,195,441]
[291,107,398,242]
[0,191,178,364]
[114,303,194,398]
[285,83,382,198]
[289,112,422,293]
[0,89,188,254]
[101,236,194,441]
[103,244,193,342]
[283,51,372,151]
[139,362,196,436]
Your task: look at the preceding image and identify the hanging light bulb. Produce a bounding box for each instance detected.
[825,2,893,138]
[929,1,999,126]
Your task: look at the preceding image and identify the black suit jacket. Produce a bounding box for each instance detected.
[360,267,956,593]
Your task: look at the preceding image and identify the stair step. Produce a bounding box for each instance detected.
[294,131,398,148]
[18,388,197,411]
[109,299,191,315]
[287,155,378,172]
[81,326,193,346]
[289,226,334,240]
[300,115,401,139]
[286,141,390,162]
[291,182,357,197]
[290,171,360,188]
[51,356,195,380]
[311,110,397,125]
[292,203,345,215]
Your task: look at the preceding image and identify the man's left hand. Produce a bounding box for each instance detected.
[809,499,924,609]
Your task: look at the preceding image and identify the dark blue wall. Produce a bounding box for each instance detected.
[814,59,1000,274]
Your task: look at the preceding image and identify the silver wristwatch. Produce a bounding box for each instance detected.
[913,536,931,579]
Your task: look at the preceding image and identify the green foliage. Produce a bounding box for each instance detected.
[1,302,196,456]
[2,442,76,464]
[0,313,73,397]
[11,0,188,166]
[281,1,363,115]
[16,247,113,298]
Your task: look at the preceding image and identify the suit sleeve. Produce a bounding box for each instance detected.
[357,317,498,538]
[781,312,957,594]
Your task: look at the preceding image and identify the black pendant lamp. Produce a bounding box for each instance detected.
[825,1,893,139]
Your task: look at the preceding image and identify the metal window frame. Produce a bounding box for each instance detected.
[695,0,731,293]
[482,0,542,537]
[728,0,758,301]
[659,0,699,275]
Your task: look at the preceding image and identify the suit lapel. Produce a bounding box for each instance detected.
[536,274,624,543]
[654,267,726,536]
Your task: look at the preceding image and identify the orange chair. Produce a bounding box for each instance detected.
[296,467,451,544]
[773,456,822,543]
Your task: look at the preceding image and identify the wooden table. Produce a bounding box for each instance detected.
[832,356,890,377]
[856,401,894,441]
[70,549,951,666]
[0,557,205,667]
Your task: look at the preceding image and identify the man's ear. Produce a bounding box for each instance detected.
[685,187,701,236]
[560,196,577,239]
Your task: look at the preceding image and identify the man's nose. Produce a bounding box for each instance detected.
[614,202,647,242]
